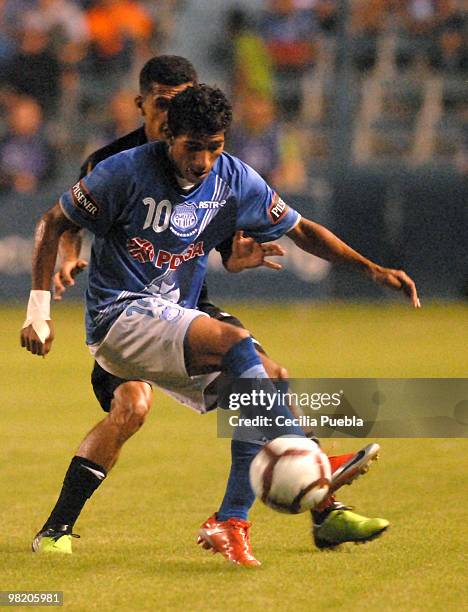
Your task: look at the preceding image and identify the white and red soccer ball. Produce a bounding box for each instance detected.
[249,437,331,514]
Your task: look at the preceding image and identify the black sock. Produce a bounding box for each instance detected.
[43,456,107,530]
[312,500,348,525]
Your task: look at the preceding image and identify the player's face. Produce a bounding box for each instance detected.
[168,133,225,184]
[137,82,193,141]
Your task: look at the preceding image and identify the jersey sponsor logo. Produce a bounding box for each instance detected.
[197,200,226,209]
[170,203,198,237]
[127,237,155,263]
[154,240,205,270]
[268,193,288,224]
[71,181,100,218]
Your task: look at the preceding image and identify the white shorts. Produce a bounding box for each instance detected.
[89,296,220,413]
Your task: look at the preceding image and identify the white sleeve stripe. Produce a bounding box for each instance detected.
[285,212,302,233]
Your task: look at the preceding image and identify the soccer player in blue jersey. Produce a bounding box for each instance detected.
[21,84,420,565]
[50,55,388,560]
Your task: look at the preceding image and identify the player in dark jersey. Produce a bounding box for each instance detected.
[21,84,420,565]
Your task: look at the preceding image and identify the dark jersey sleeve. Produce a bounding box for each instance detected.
[216,236,234,263]
[79,155,96,180]
[78,127,147,179]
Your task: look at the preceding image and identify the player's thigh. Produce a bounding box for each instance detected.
[199,302,285,376]
[185,315,249,371]
[91,297,205,382]
[199,301,267,353]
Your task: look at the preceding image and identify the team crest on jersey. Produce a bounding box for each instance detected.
[170,204,198,237]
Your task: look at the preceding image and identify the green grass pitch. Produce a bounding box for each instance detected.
[1,302,467,611]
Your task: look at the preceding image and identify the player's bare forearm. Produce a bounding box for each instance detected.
[287,218,420,307]
[21,203,78,356]
[54,227,88,300]
[32,203,78,290]
[58,227,83,261]
[287,218,374,273]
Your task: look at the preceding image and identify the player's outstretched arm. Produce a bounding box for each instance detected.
[287,218,421,307]
[20,203,80,356]
[224,230,285,273]
[54,228,88,301]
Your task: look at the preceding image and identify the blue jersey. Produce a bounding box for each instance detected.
[60,141,300,344]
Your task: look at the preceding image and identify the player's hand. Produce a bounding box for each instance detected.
[371,266,421,308]
[225,231,285,273]
[53,259,88,300]
[20,321,55,357]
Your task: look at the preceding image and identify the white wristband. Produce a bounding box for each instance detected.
[22,290,51,343]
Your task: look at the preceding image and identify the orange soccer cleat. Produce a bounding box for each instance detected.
[327,452,355,474]
[197,514,261,567]
[328,443,380,494]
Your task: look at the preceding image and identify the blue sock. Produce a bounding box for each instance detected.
[221,336,267,379]
[222,337,304,439]
[216,440,259,521]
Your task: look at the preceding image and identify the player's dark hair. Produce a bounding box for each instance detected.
[139,55,198,93]
[167,85,232,137]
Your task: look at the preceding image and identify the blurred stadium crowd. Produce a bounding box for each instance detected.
[0,0,466,196]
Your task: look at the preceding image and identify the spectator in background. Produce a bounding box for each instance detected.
[259,0,317,117]
[229,90,306,192]
[22,0,90,66]
[3,24,61,116]
[350,0,388,72]
[429,6,467,74]
[85,88,141,152]
[85,0,154,80]
[108,88,141,138]
[0,0,19,70]
[260,0,317,72]
[223,8,273,99]
[0,96,56,194]
[314,0,339,36]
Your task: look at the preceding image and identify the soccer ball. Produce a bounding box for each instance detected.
[249,437,331,514]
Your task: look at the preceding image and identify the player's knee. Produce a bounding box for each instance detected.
[268,364,288,379]
[110,397,150,435]
[128,397,151,429]
[110,383,152,435]
[260,353,289,380]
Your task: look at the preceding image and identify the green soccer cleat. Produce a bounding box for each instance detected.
[32,525,79,554]
[313,508,389,549]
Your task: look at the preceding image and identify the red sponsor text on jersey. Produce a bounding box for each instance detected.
[155,241,205,270]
